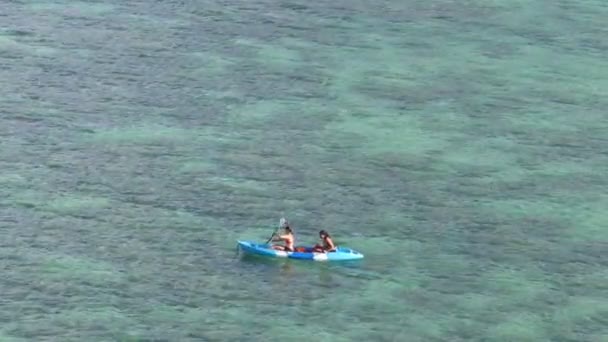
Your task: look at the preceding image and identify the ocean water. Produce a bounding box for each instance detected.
[1,0,607,341]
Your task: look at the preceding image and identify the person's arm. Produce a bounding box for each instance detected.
[273,234,288,241]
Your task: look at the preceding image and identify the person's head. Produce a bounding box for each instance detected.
[319,230,330,239]
[284,226,293,234]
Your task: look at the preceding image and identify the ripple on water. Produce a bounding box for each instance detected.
[0,35,22,51]
[26,1,115,16]
[44,195,112,218]
[236,38,303,70]
[479,195,608,243]
[39,254,124,285]
[324,114,451,158]
[487,313,548,341]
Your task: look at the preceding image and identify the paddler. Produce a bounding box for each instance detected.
[270,224,295,252]
[313,230,336,253]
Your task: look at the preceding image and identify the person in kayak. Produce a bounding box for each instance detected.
[270,225,295,252]
[313,230,336,253]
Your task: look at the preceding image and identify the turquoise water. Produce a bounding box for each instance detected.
[1,1,607,341]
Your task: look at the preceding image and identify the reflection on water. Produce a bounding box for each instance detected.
[316,264,334,286]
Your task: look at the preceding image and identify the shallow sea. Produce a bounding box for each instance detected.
[1,1,607,341]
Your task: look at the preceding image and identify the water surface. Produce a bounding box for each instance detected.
[1,0,607,341]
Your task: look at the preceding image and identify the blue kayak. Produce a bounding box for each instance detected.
[237,240,364,261]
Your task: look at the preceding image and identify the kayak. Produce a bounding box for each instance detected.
[237,240,364,261]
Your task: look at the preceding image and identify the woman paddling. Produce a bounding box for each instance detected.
[270,225,295,252]
[313,230,336,253]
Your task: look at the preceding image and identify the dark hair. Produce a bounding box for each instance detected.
[319,230,330,238]
[285,226,293,233]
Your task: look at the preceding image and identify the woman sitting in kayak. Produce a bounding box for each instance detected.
[313,230,336,253]
[270,225,295,252]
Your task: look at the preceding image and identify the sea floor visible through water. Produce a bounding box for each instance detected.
[1,0,607,341]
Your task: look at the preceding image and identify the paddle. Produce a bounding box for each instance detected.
[265,217,287,244]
